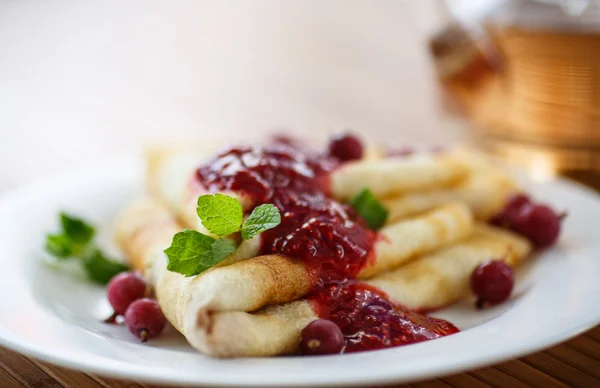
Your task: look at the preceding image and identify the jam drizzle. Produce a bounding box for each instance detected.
[195,140,458,352]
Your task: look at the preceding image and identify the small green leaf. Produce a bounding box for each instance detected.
[60,213,95,244]
[196,194,243,236]
[348,188,389,230]
[195,238,238,273]
[164,229,217,276]
[82,249,129,284]
[45,234,74,259]
[241,204,281,240]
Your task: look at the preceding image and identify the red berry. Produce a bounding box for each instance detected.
[124,298,166,342]
[512,204,561,248]
[490,193,531,227]
[300,319,345,355]
[328,134,363,162]
[504,193,531,220]
[470,260,514,307]
[106,272,147,315]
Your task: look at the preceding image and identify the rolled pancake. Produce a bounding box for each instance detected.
[366,223,532,311]
[383,154,518,222]
[358,202,473,279]
[330,153,468,201]
[116,201,314,326]
[185,299,317,357]
[183,224,531,357]
[146,144,214,215]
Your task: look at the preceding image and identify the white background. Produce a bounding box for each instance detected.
[0,0,468,192]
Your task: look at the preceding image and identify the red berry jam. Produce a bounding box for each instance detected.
[311,282,458,352]
[195,142,337,207]
[195,140,459,353]
[261,191,376,286]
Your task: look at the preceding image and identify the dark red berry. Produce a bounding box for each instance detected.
[504,193,531,220]
[512,203,561,248]
[328,133,363,162]
[300,319,345,355]
[470,260,514,307]
[106,272,147,315]
[490,193,531,227]
[124,298,166,342]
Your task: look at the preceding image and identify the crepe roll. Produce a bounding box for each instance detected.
[358,203,474,279]
[175,204,474,316]
[383,161,518,222]
[183,224,531,357]
[184,299,317,358]
[184,203,474,315]
[330,153,468,201]
[173,204,474,318]
[114,198,180,274]
[366,224,532,311]
[116,199,311,321]
[146,145,213,212]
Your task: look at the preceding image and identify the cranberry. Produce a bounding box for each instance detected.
[504,194,531,219]
[490,193,531,227]
[328,133,363,162]
[124,298,166,342]
[106,272,147,315]
[300,319,344,355]
[512,203,561,248]
[470,260,514,307]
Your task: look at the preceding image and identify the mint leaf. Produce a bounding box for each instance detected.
[210,238,237,261]
[82,249,129,284]
[60,213,95,244]
[349,188,389,230]
[164,229,217,276]
[241,204,281,240]
[195,238,237,273]
[45,212,128,284]
[196,194,243,236]
[45,234,74,259]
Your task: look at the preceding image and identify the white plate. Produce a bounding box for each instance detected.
[0,155,599,387]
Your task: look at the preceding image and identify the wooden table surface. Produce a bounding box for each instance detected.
[1,325,598,387]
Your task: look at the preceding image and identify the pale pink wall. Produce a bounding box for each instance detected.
[0,0,464,191]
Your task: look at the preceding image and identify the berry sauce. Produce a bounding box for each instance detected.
[195,140,459,353]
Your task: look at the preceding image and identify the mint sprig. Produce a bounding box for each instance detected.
[241,204,281,240]
[44,213,129,284]
[349,188,389,230]
[196,194,243,236]
[46,233,75,259]
[165,195,281,277]
[60,213,95,244]
[83,249,129,284]
[165,230,216,276]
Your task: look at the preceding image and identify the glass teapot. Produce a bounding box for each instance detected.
[428,0,600,183]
